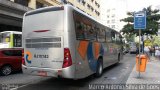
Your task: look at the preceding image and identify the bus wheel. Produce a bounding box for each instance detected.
[116,54,120,64]
[1,65,12,76]
[95,58,103,77]
[118,54,120,63]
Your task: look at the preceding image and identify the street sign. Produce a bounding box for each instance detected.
[134,11,146,29]
[134,11,146,78]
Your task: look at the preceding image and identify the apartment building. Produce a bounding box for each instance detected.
[100,0,127,32]
[67,0,101,20]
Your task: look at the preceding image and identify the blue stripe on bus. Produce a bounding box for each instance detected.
[87,42,97,72]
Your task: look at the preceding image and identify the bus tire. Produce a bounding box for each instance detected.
[117,54,120,64]
[95,58,103,77]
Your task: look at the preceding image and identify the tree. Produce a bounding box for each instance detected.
[124,34,135,42]
[120,6,160,36]
[153,35,160,46]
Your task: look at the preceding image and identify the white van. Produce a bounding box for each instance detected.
[129,42,137,54]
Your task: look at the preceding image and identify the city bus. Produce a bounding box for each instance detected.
[0,31,22,48]
[22,5,123,79]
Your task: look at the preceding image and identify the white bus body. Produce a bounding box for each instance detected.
[22,5,123,79]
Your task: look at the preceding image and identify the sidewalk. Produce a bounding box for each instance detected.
[126,56,160,84]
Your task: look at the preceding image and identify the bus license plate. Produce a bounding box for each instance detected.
[38,71,47,76]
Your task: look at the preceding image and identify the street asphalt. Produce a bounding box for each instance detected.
[0,54,137,90]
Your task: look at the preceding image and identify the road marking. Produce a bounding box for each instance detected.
[10,84,30,90]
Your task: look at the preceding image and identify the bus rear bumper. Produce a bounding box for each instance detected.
[22,65,75,79]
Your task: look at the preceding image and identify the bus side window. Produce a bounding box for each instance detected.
[105,28,111,43]
[115,33,120,44]
[97,28,105,42]
[75,21,85,40]
[111,31,116,43]
[85,25,96,41]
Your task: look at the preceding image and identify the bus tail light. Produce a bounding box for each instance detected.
[22,49,25,65]
[62,48,72,68]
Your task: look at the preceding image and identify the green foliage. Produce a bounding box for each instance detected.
[120,6,160,36]
[124,34,135,42]
[153,35,160,46]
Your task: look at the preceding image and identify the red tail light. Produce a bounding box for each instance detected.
[62,48,72,68]
[22,49,25,65]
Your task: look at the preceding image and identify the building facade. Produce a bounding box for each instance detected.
[67,0,101,20]
[0,0,30,32]
[0,0,101,32]
[100,0,127,32]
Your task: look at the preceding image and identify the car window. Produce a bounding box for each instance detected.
[2,50,22,56]
[2,50,12,56]
[12,50,22,56]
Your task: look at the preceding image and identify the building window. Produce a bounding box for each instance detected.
[112,14,115,18]
[14,0,29,7]
[87,4,91,9]
[97,4,100,8]
[91,7,94,12]
[36,1,45,9]
[68,2,74,6]
[107,20,110,24]
[94,10,100,16]
[111,25,115,29]
[77,0,81,3]
[82,0,86,6]
[111,19,115,23]
[98,12,100,16]
[112,8,115,10]
[107,9,110,12]
[95,1,99,8]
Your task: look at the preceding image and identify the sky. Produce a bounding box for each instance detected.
[100,0,160,31]
[101,0,160,12]
[127,0,160,11]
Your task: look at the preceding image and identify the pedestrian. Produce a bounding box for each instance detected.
[149,46,153,56]
[155,45,160,60]
[144,45,150,61]
[136,46,139,55]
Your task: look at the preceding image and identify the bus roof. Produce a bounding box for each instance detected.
[0,31,22,34]
[24,5,119,33]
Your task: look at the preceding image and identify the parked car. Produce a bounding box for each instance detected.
[0,48,22,76]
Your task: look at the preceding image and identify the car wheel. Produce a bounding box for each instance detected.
[95,58,103,77]
[1,65,12,76]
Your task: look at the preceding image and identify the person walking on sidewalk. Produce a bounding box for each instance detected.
[155,45,160,60]
[144,46,150,61]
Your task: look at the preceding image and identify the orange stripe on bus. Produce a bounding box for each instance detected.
[78,41,89,60]
[94,42,100,60]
